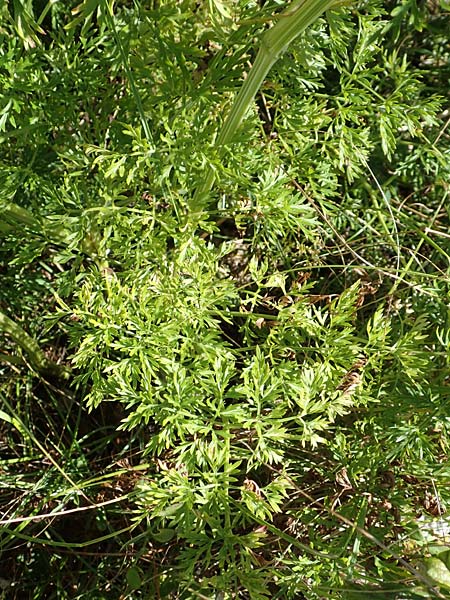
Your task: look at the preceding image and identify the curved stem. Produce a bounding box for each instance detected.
[1,200,69,244]
[0,310,70,380]
[192,0,345,208]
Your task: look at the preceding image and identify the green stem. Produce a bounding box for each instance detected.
[193,0,345,207]
[1,200,38,228]
[0,310,70,380]
[102,0,154,145]
[1,200,69,244]
[1,201,106,263]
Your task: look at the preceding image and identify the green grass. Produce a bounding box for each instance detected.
[1,0,450,598]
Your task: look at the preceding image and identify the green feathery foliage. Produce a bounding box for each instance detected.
[1,0,450,597]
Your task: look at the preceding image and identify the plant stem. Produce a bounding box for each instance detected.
[1,200,39,228]
[192,0,345,207]
[1,201,105,261]
[0,310,70,380]
[1,200,68,244]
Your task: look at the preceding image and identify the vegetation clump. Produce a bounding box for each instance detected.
[1,0,450,598]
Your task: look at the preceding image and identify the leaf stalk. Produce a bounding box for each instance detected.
[0,310,70,380]
[193,0,345,207]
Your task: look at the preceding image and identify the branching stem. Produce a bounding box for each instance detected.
[192,0,346,207]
